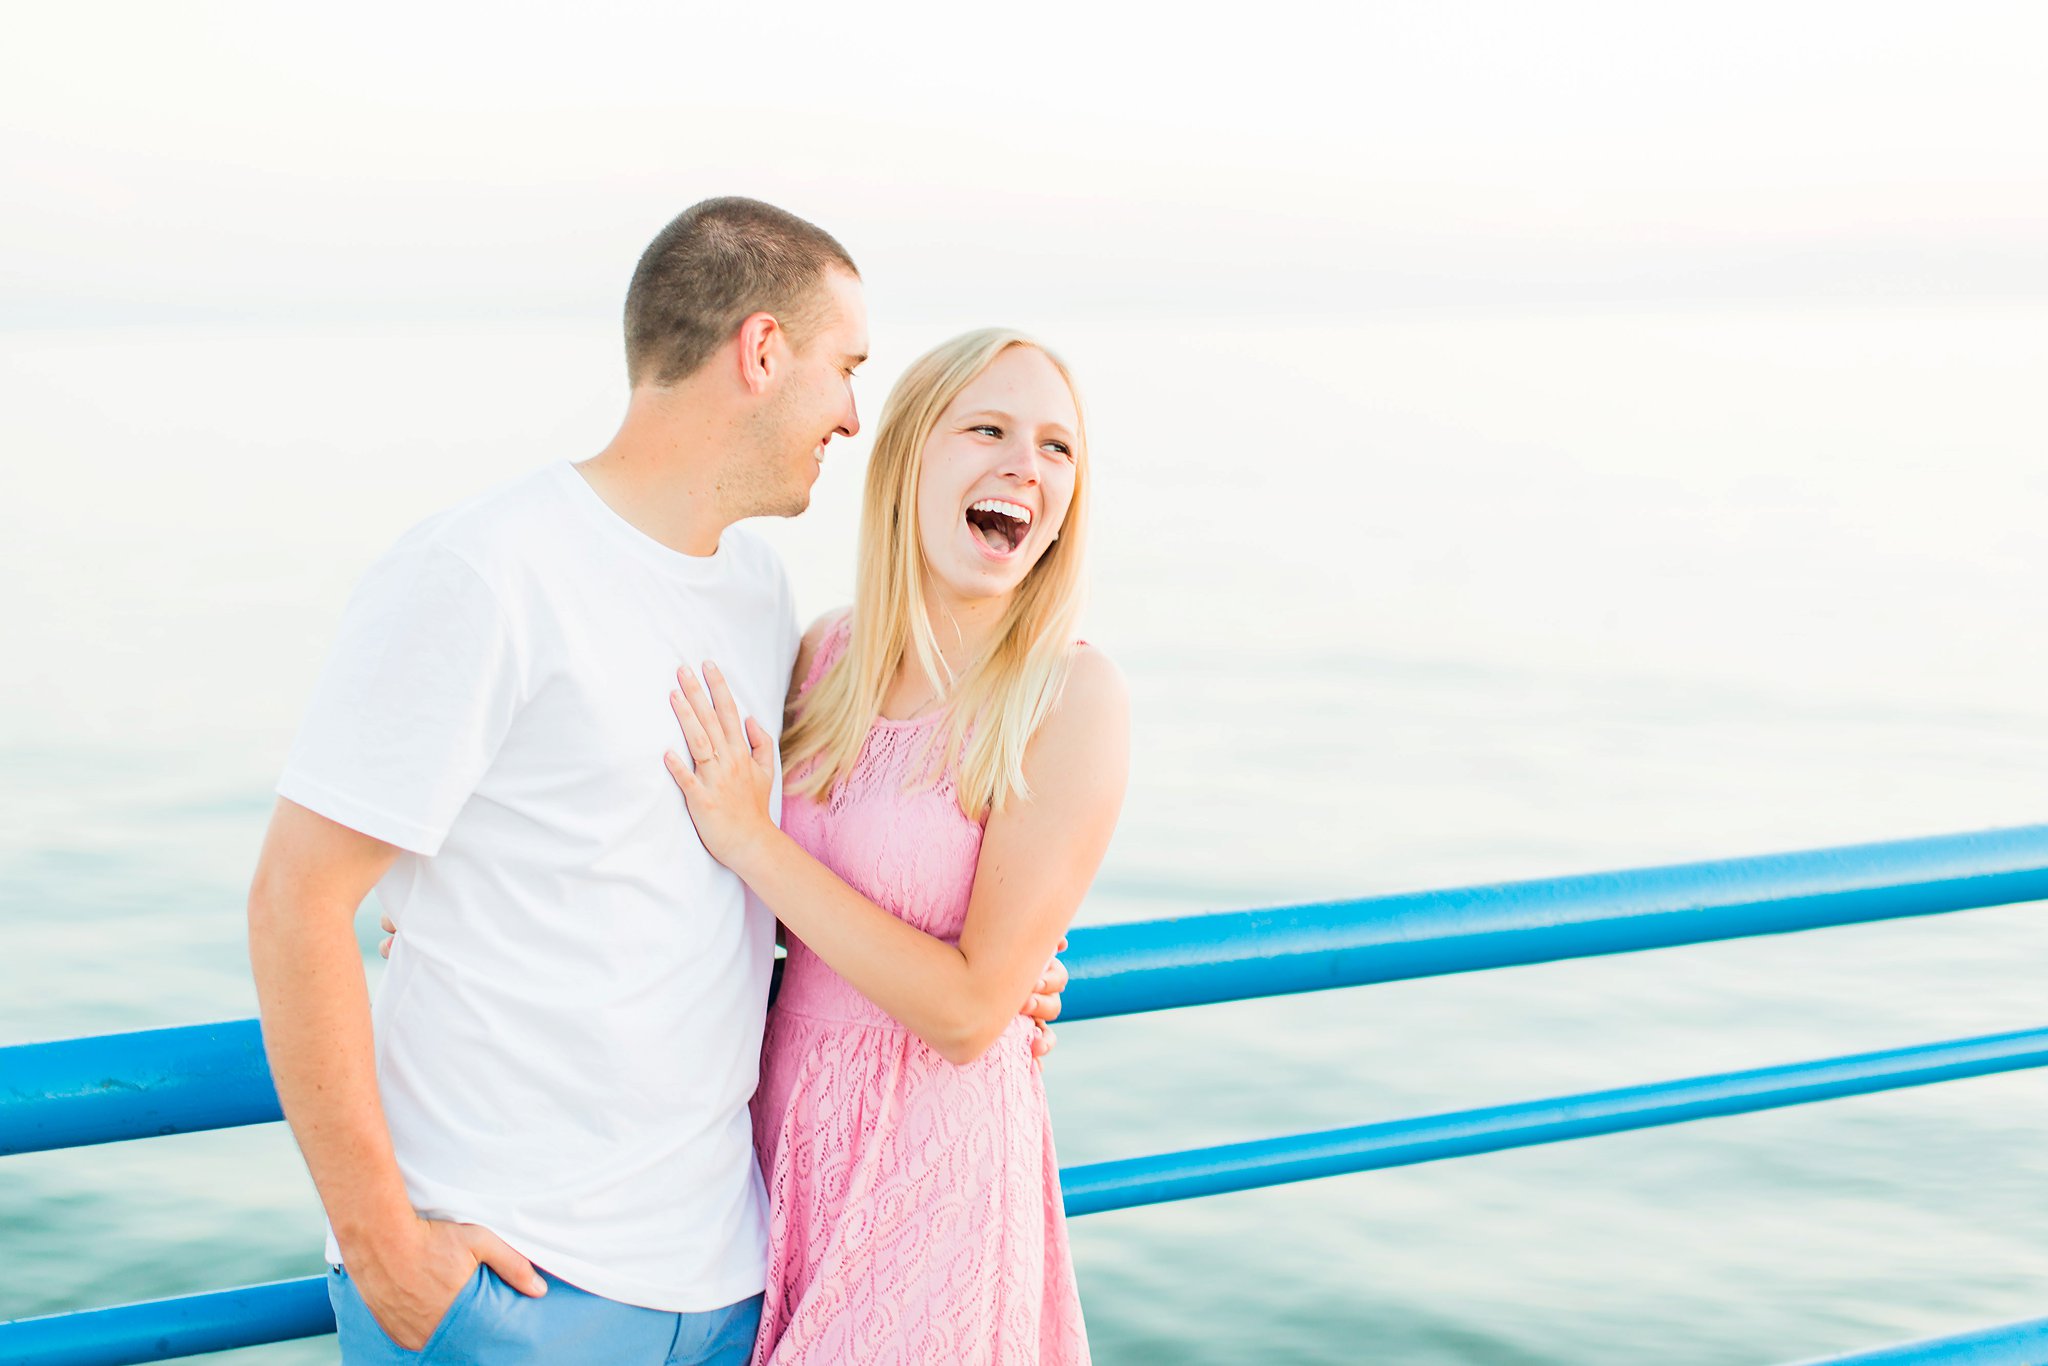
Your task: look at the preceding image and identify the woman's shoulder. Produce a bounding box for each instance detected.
[1001,642,1129,815]
[801,607,853,657]
[1047,643,1128,737]
[1064,640,1123,691]
[788,607,854,702]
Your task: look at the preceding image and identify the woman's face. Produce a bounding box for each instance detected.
[915,346,1081,612]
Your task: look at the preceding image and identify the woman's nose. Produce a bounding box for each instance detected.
[995,437,1038,482]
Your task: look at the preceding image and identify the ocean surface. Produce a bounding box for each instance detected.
[5,304,2048,1363]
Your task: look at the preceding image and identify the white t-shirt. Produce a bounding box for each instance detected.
[278,460,799,1312]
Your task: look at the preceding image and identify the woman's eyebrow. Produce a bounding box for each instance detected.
[963,409,1075,440]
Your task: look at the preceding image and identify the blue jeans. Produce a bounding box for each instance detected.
[328,1262,762,1365]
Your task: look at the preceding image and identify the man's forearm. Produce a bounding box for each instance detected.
[247,886,414,1257]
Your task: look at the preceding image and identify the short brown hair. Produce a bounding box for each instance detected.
[623,197,858,387]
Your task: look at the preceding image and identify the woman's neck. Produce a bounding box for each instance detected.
[921,582,1009,663]
[879,582,1011,719]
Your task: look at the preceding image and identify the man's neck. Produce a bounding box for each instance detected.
[576,389,737,558]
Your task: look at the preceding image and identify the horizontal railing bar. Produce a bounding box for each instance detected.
[1062,824,2048,1020]
[0,1020,276,1157]
[1784,1314,2048,1364]
[0,1277,332,1366]
[14,1025,2048,1364]
[1057,1025,2048,1215]
[8,826,2047,1154]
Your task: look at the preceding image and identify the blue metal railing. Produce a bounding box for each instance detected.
[6,825,2048,1364]
[1061,1025,2048,1216]
[1060,822,2048,1019]
[0,1282,334,1366]
[1790,1313,2048,1365]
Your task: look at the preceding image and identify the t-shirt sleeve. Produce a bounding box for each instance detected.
[277,539,522,856]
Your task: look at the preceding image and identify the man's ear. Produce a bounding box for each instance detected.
[735,312,783,397]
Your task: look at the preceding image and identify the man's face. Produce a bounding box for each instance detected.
[745,268,868,519]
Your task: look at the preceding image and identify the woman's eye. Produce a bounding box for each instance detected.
[971,424,1002,438]
[1044,441,1073,459]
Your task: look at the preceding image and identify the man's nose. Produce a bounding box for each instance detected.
[839,391,860,440]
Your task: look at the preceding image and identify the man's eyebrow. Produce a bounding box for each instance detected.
[844,352,868,366]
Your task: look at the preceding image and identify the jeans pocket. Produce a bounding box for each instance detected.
[417,1265,489,1360]
[331,1262,487,1361]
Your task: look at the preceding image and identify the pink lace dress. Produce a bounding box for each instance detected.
[749,621,1090,1365]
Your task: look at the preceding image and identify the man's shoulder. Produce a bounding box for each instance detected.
[416,462,569,545]
[386,463,573,582]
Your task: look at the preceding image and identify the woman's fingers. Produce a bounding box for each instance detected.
[670,670,722,764]
[701,661,749,751]
[1031,1024,1058,1062]
[676,664,773,785]
[1024,992,1062,1023]
[1040,954,1069,995]
[744,716,775,775]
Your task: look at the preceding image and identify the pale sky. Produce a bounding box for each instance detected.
[5,1,2046,326]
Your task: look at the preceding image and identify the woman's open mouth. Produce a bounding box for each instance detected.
[965,498,1032,556]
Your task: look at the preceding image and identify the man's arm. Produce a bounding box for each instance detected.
[246,798,545,1349]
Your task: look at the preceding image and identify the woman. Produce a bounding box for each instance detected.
[664,328,1127,1365]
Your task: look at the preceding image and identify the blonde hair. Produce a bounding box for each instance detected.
[782,328,1090,819]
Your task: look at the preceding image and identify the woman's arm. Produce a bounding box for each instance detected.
[667,649,1128,1066]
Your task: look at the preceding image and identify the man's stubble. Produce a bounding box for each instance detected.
[720,382,818,523]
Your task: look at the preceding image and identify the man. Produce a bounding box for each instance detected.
[247,197,1062,1365]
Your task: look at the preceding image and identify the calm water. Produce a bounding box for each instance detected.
[5,305,2048,1363]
